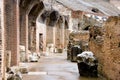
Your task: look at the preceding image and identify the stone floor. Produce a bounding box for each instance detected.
[21,53,101,80]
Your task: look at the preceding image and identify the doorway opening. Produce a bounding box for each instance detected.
[39,33,43,52]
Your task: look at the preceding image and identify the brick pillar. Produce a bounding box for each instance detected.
[53,27,56,47]
[1,0,6,79]
[57,19,65,49]
[20,9,28,61]
[36,23,40,54]
[46,26,54,44]
[55,24,61,49]
[28,20,36,52]
[43,30,46,52]
[3,0,19,66]
[42,24,46,52]
[61,22,65,49]
[64,29,70,48]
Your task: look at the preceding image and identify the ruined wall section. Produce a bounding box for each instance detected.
[89,25,105,77]
[69,31,89,51]
[69,31,89,42]
[89,16,120,80]
[103,16,120,80]
[71,11,84,31]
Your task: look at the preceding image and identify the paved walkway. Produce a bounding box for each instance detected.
[21,53,100,80]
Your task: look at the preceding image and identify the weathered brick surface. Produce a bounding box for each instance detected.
[69,31,89,42]
[19,8,29,61]
[36,22,47,52]
[64,29,70,48]
[28,20,36,52]
[46,26,54,44]
[27,1,44,53]
[89,16,120,80]
[71,11,83,19]
[20,9,28,46]
[4,0,19,66]
[54,21,65,49]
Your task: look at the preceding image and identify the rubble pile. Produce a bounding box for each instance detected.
[6,67,23,80]
[77,51,98,77]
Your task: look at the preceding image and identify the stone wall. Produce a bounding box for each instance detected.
[89,16,120,80]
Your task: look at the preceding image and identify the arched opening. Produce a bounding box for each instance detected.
[19,0,45,62]
[28,2,44,54]
[47,10,59,27]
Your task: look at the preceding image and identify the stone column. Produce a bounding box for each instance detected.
[3,0,19,66]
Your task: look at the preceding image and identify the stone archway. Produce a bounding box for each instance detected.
[19,0,44,61]
[28,2,44,53]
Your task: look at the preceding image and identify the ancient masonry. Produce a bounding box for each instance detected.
[89,16,120,80]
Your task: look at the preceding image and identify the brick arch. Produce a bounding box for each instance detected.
[20,0,44,14]
[38,10,60,25]
[38,10,50,23]
[19,0,32,8]
[19,0,45,58]
[28,1,44,52]
[28,1,44,20]
[47,10,60,26]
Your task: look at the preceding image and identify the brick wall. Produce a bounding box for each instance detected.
[55,24,63,49]
[20,9,28,47]
[69,31,89,42]
[46,26,54,45]
[36,22,46,52]
[19,8,28,61]
[28,17,36,52]
[89,16,120,80]
[64,29,70,48]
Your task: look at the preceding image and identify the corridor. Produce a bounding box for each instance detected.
[21,52,99,80]
[0,0,120,80]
